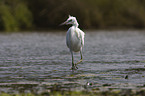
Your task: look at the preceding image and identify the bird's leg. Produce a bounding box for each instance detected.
[75,50,83,66]
[70,51,78,70]
[71,51,76,70]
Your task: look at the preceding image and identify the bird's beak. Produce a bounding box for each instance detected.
[59,21,67,26]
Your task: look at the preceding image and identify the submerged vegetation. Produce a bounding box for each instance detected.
[0,0,145,31]
[1,89,145,96]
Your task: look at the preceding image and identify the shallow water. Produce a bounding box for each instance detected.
[0,31,145,92]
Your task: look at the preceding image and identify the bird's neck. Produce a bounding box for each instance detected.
[73,21,79,27]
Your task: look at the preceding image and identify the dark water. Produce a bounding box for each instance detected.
[0,31,145,93]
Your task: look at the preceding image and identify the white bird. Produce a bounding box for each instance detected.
[60,15,85,70]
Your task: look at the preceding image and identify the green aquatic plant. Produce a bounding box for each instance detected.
[1,89,145,96]
[0,93,35,96]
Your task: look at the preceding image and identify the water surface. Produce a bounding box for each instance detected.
[0,31,145,92]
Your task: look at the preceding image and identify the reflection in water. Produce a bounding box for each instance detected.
[0,31,145,92]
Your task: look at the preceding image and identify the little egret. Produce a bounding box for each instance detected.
[60,15,85,70]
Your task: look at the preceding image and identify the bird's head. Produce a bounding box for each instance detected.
[60,15,79,27]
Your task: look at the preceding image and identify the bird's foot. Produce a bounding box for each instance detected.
[71,65,78,70]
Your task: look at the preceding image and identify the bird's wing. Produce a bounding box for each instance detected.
[77,28,85,46]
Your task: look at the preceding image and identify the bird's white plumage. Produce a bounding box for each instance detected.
[66,26,85,52]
